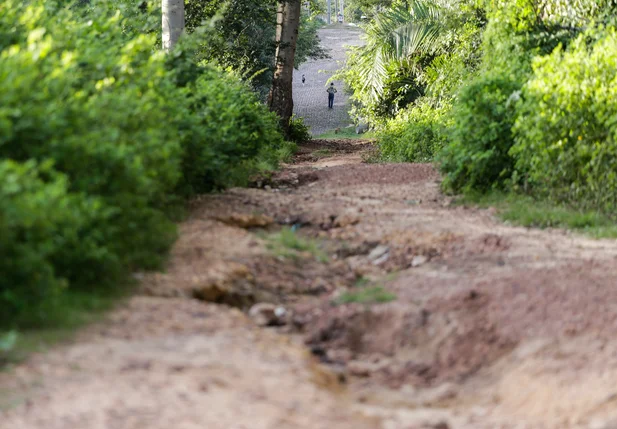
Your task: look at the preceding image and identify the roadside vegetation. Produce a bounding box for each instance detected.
[458,193,617,239]
[0,0,325,352]
[262,227,329,263]
[338,0,617,229]
[316,127,375,140]
[334,285,397,305]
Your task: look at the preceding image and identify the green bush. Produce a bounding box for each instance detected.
[512,29,617,214]
[377,100,451,163]
[437,15,538,193]
[0,0,289,329]
[438,72,521,192]
[287,115,312,144]
[0,161,101,326]
[175,66,289,194]
[0,3,181,277]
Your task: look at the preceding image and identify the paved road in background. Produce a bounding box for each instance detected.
[293,24,364,136]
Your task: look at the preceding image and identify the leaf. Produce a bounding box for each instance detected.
[356,0,442,103]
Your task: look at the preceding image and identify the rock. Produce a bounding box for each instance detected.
[272,171,300,187]
[333,213,360,228]
[214,213,274,228]
[193,282,228,302]
[405,199,421,205]
[190,262,256,307]
[368,245,389,262]
[411,255,428,267]
[249,303,288,327]
[347,360,382,377]
[419,383,458,405]
[355,122,369,134]
[428,422,450,429]
[372,253,390,266]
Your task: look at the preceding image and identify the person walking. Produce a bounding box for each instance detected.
[302,74,306,85]
[327,82,337,109]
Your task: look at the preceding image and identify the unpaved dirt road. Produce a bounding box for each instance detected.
[3,140,617,429]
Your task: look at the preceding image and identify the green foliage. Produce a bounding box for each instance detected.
[176,66,288,194]
[437,10,548,193]
[438,72,521,192]
[185,0,328,97]
[264,228,328,263]
[296,14,330,66]
[338,0,484,132]
[512,29,617,214]
[0,161,84,326]
[439,0,617,208]
[458,192,617,238]
[338,0,443,122]
[347,0,617,231]
[0,0,289,329]
[288,116,313,143]
[313,149,334,159]
[0,1,181,276]
[483,0,617,31]
[334,286,397,305]
[316,127,374,139]
[377,100,451,162]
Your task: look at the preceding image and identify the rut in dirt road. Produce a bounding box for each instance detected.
[4,139,617,429]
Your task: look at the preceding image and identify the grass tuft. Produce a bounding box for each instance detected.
[262,227,328,263]
[313,149,334,159]
[315,127,374,140]
[458,192,617,238]
[334,285,397,305]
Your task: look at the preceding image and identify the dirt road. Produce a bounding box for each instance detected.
[3,140,617,429]
[4,23,617,429]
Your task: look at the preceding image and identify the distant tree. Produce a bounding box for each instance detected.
[185,0,325,97]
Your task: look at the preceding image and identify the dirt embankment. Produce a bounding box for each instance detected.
[3,140,617,429]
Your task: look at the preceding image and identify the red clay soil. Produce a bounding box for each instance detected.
[3,139,617,429]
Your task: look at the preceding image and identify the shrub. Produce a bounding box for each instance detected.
[175,66,289,194]
[334,286,397,305]
[438,72,521,192]
[0,3,181,277]
[377,100,451,163]
[512,29,617,214]
[437,16,536,193]
[0,161,101,326]
[287,115,312,144]
[0,0,289,329]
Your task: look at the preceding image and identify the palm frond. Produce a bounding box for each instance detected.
[356,0,442,104]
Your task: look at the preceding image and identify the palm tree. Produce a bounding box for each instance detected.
[355,0,442,104]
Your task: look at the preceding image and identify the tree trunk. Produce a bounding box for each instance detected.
[268,0,302,137]
[162,0,185,51]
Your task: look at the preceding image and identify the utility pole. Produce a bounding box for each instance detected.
[327,0,331,24]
